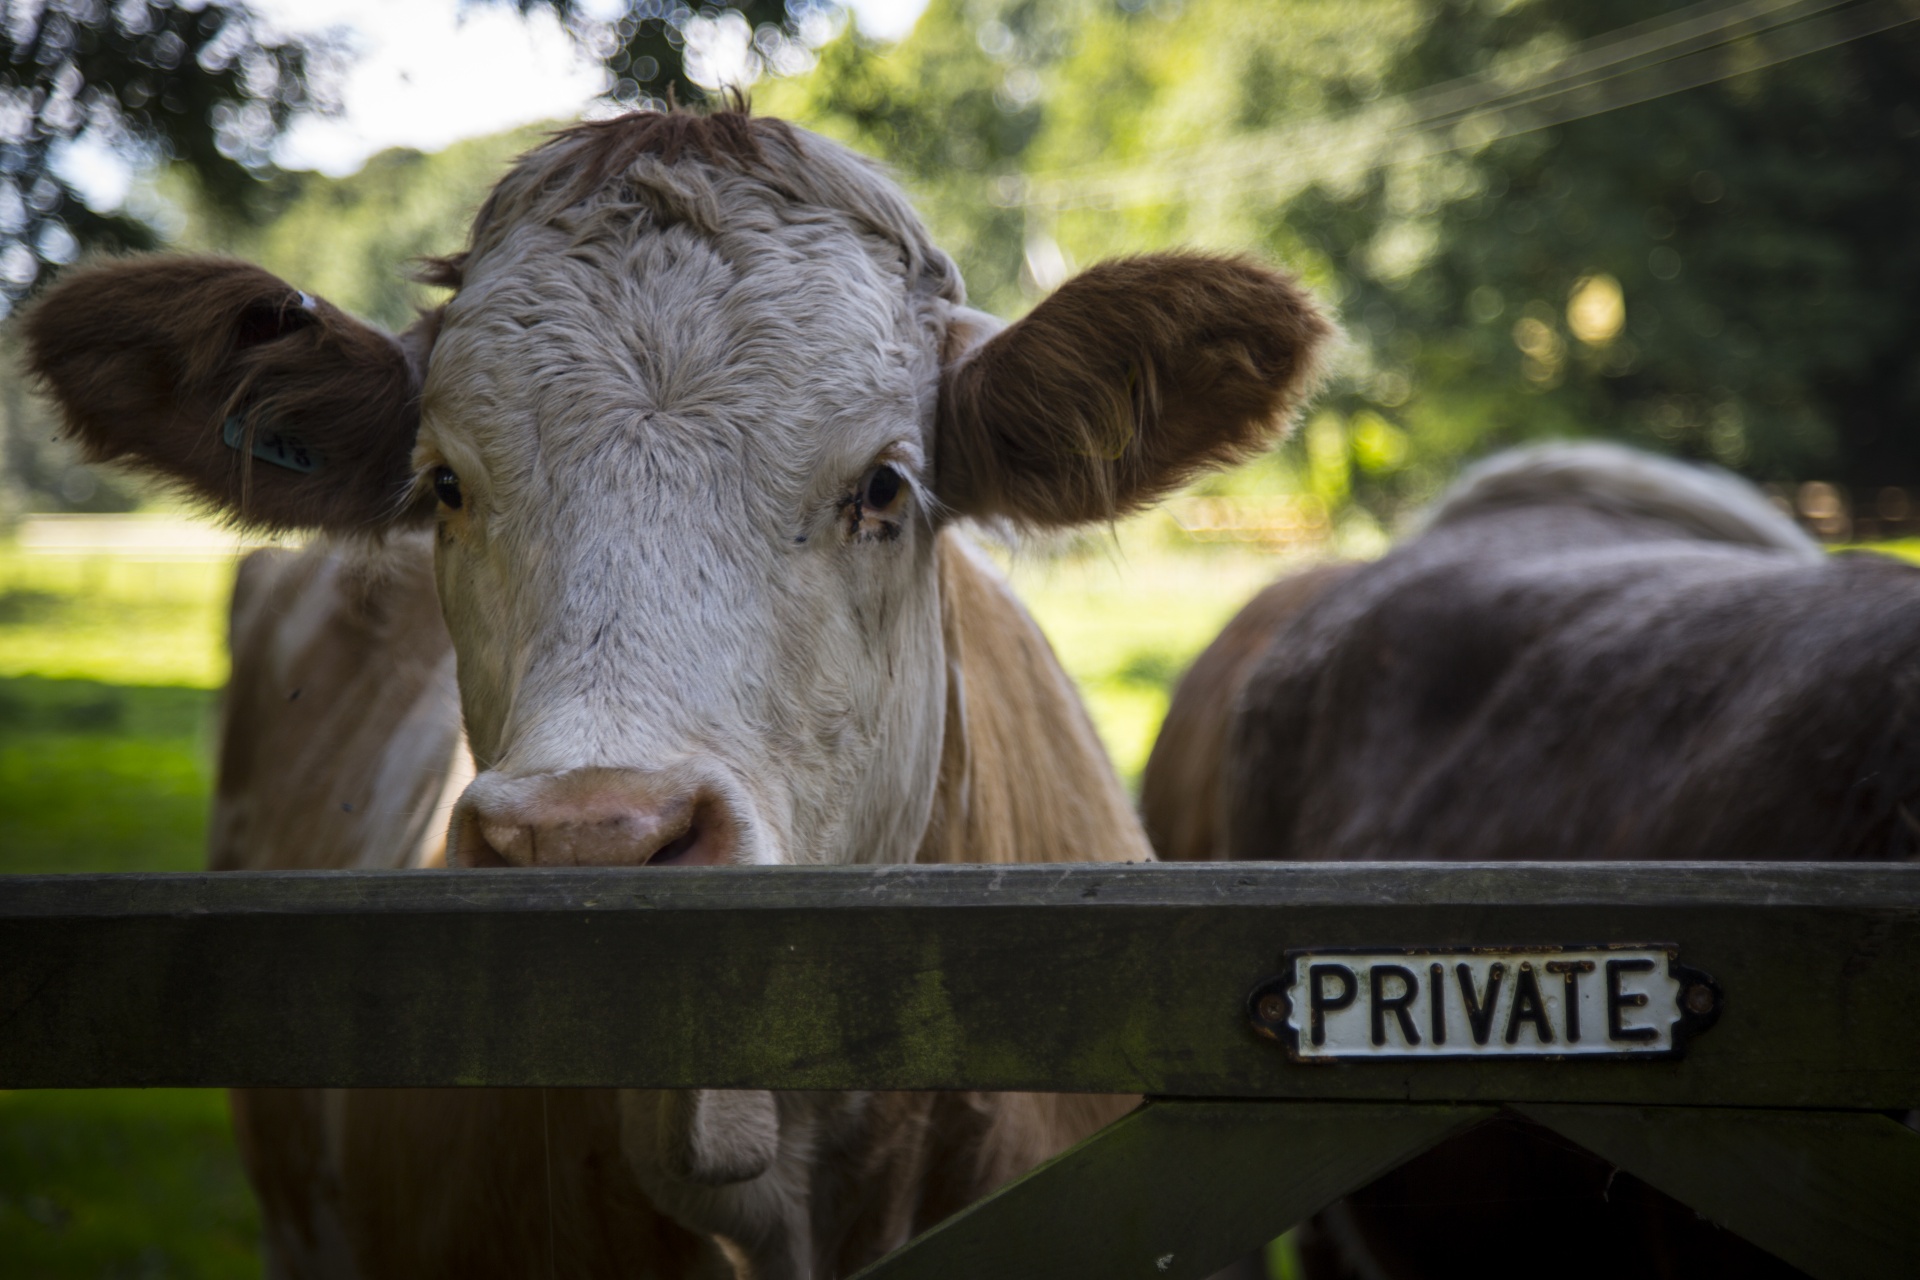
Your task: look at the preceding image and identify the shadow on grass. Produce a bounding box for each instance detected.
[1,675,262,1275]
[0,1091,259,1280]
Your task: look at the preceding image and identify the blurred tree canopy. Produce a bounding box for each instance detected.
[1282,0,1920,502]
[771,0,1920,528]
[0,0,339,315]
[503,0,841,105]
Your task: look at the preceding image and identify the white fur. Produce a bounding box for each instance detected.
[419,133,977,871]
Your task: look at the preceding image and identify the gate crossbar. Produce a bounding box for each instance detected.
[4,861,1915,1104]
[4,862,1918,1280]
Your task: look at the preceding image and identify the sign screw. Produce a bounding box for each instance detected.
[1684,984,1717,1015]
[1256,993,1288,1024]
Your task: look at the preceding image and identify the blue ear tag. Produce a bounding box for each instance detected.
[222,415,324,474]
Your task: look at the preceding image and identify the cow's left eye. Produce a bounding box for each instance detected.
[862,465,904,512]
[433,466,463,510]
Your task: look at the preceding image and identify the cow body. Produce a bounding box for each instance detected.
[28,111,1329,1276]
[1145,443,1864,1278]
[219,530,1142,1278]
[212,533,467,875]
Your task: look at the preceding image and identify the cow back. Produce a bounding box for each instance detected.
[1223,505,1920,864]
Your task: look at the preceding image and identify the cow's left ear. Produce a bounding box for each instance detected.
[23,255,435,533]
[935,253,1333,525]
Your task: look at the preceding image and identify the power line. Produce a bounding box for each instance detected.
[1397,0,1848,134]
[1018,0,1869,208]
[1012,0,1915,213]
[1420,0,1917,157]
[1020,0,1834,206]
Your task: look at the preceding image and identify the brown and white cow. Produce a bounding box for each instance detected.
[24,109,1331,1278]
[1145,441,1874,1279]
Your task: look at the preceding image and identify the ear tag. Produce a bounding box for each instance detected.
[222,415,324,474]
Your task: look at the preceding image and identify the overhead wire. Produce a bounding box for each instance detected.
[1416,0,1920,149]
[1012,0,1918,212]
[1018,0,1875,207]
[1385,0,1857,136]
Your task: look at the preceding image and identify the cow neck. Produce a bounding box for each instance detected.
[913,530,1152,867]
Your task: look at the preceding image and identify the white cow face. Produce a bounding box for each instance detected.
[420,152,959,868]
[23,111,1332,872]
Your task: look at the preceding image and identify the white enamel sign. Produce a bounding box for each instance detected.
[1248,946,1720,1061]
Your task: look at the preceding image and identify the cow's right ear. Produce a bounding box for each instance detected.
[23,256,434,532]
[935,253,1332,527]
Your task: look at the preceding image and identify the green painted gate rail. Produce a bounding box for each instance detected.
[2,862,1916,1278]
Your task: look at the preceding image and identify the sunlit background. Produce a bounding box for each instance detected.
[2,0,1917,1272]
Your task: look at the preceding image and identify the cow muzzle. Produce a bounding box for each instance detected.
[451,765,742,867]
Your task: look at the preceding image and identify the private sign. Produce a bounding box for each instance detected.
[1247,945,1722,1061]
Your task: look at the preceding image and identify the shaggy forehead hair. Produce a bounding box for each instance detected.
[420,110,964,307]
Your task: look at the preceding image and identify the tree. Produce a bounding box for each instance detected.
[505,0,842,108]
[1275,0,1920,506]
[0,0,339,315]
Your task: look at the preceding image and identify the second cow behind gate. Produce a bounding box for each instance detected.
[24,108,1331,1278]
[1146,441,1892,1280]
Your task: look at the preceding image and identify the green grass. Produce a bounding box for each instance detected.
[0,1091,260,1280]
[0,556,234,689]
[0,670,255,1277]
[0,548,258,1277]
[0,677,216,875]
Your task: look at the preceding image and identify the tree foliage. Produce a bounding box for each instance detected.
[0,0,337,313]
[504,0,839,107]
[1286,0,1920,499]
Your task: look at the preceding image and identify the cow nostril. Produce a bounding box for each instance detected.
[641,791,735,866]
[647,825,702,866]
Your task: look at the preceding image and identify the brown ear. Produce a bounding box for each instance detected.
[936,253,1333,525]
[23,255,433,532]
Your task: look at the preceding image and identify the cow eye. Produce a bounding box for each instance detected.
[863,464,904,511]
[433,466,463,510]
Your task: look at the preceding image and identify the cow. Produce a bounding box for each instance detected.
[23,108,1333,1278]
[1143,441,1874,1279]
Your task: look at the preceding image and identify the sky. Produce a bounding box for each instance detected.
[251,0,931,177]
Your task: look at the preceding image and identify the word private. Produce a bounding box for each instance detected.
[1268,946,1716,1061]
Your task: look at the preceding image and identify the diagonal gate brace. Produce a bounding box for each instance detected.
[1518,1103,1920,1280]
[852,1099,1494,1280]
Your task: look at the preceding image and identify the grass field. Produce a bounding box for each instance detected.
[0,542,258,1276]
[0,519,1307,1278]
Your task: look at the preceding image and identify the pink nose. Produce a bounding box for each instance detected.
[452,767,740,867]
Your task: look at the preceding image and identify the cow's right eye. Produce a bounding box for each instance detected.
[433,466,463,510]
